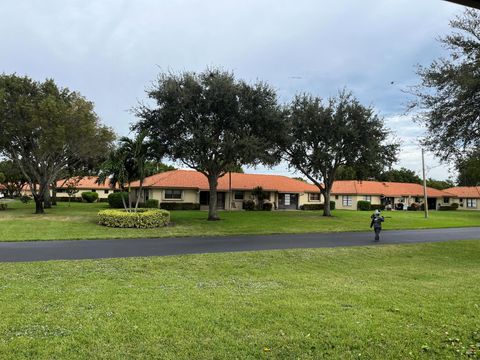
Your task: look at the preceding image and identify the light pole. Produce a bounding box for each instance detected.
[422,148,428,219]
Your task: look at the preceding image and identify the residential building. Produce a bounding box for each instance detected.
[445,186,480,210]
[54,176,117,200]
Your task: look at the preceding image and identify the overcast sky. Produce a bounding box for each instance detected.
[0,0,464,180]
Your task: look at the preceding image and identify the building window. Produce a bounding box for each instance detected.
[309,193,320,201]
[415,197,420,203]
[342,195,352,207]
[234,191,244,200]
[466,198,477,208]
[91,189,97,193]
[164,189,182,200]
[335,195,339,200]
[364,195,372,202]
[443,197,450,204]
[104,190,109,194]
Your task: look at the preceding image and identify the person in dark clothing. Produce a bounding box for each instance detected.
[370,209,385,242]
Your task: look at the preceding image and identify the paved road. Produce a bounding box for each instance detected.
[0,227,479,263]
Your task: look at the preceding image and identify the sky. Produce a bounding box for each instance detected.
[0,0,465,180]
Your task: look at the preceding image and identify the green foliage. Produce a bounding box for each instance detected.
[0,203,7,211]
[0,172,5,184]
[135,68,283,221]
[282,91,398,216]
[438,204,459,211]
[426,178,455,190]
[98,209,170,228]
[81,192,99,203]
[357,200,372,211]
[407,203,421,211]
[378,167,422,184]
[300,201,336,211]
[456,149,480,186]
[144,162,176,177]
[242,200,255,211]
[411,9,480,160]
[0,160,28,197]
[145,199,159,208]
[159,202,200,211]
[20,195,32,204]
[262,202,273,211]
[108,192,129,208]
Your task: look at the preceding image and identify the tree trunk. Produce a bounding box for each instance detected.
[51,185,57,206]
[207,175,220,221]
[322,190,332,217]
[44,189,52,208]
[34,196,44,214]
[134,180,144,212]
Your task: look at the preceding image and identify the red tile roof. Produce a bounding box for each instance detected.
[0,184,5,190]
[444,186,480,198]
[56,176,116,190]
[130,170,456,198]
[332,180,455,198]
[130,170,319,193]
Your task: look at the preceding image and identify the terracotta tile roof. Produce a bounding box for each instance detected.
[0,184,5,190]
[444,186,480,198]
[56,176,116,190]
[130,170,319,193]
[332,180,456,198]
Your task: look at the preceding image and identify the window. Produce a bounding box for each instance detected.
[415,197,420,203]
[466,198,477,208]
[234,191,244,200]
[309,193,320,201]
[91,189,97,193]
[342,195,352,207]
[335,195,339,200]
[164,189,182,200]
[364,195,372,202]
[104,190,109,194]
[443,197,450,204]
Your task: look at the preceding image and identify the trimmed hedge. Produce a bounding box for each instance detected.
[98,209,170,228]
[81,191,99,203]
[108,192,130,208]
[243,200,255,211]
[145,199,159,208]
[438,204,459,211]
[262,202,273,211]
[160,202,200,210]
[357,200,371,211]
[300,201,336,211]
[20,195,32,204]
[0,203,8,211]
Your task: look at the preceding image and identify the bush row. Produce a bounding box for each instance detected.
[160,202,200,210]
[438,203,459,211]
[300,201,336,211]
[0,203,8,211]
[98,209,170,228]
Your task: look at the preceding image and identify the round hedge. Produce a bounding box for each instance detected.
[98,209,170,228]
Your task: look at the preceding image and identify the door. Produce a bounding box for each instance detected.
[278,193,298,210]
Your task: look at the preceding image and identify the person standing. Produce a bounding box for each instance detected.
[370,209,385,242]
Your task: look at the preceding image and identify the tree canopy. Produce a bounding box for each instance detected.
[281,92,398,216]
[135,68,283,220]
[456,149,480,186]
[411,9,480,161]
[0,74,115,213]
[378,167,422,184]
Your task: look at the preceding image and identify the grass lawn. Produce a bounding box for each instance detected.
[0,241,479,359]
[0,201,479,241]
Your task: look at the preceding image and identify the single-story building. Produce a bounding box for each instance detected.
[444,186,480,210]
[54,176,117,199]
[130,170,322,210]
[330,180,457,210]
[129,170,457,211]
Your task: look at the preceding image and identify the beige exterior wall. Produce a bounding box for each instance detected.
[451,197,480,210]
[54,189,112,199]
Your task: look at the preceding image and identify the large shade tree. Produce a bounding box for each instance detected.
[456,149,480,185]
[0,74,115,213]
[0,160,28,197]
[410,9,480,161]
[281,92,399,216]
[135,69,282,220]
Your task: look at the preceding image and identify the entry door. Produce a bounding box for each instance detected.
[278,193,298,209]
[217,192,225,209]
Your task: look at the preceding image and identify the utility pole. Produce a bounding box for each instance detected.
[422,148,428,219]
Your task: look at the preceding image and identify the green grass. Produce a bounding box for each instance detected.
[0,201,479,241]
[0,241,479,359]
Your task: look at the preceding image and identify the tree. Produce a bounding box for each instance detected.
[0,172,5,184]
[456,149,480,185]
[378,167,422,184]
[65,179,80,206]
[144,162,176,177]
[426,178,455,190]
[98,132,153,211]
[282,92,398,216]
[0,160,28,197]
[410,9,480,161]
[135,69,282,220]
[0,74,115,213]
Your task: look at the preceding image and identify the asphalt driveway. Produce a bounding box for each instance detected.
[0,227,479,262]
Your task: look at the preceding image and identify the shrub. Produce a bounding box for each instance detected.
[108,192,130,208]
[300,201,336,211]
[20,195,32,204]
[438,205,458,211]
[160,202,200,210]
[0,203,7,211]
[451,202,459,209]
[98,209,170,228]
[357,200,371,211]
[371,204,385,211]
[407,203,420,211]
[242,200,255,211]
[81,191,99,203]
[262,202,273,211]
[145,199,159,208]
